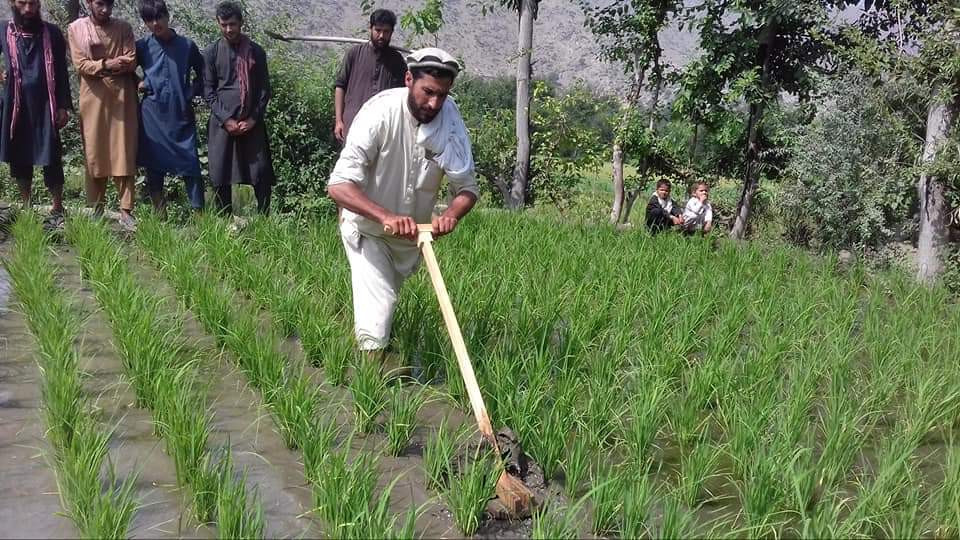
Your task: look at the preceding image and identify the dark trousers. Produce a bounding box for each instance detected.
[214,183,271,215]
[145,169,205,209]
[9,160,65,189]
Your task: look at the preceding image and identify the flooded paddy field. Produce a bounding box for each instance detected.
[2,208,960,538]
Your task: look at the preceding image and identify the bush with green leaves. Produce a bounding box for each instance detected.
[782,71,920,250]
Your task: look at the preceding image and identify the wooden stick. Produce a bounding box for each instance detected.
[415,225,498,445]
[264,30,411,53]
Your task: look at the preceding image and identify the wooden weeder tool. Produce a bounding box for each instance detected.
[391,223,536,517]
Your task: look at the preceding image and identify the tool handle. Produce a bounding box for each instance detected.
[415,228,499,447]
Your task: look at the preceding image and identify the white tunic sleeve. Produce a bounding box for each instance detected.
[328,98,382,188]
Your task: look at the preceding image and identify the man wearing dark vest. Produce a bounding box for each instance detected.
[333,8,406,143]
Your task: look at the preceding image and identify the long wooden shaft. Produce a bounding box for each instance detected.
[264,31,412,53]
[418,238,497,444]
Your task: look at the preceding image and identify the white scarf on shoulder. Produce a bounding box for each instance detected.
[415,97,475,182]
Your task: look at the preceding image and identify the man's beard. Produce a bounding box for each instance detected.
[406,93,439,125]
[12,8,42,31]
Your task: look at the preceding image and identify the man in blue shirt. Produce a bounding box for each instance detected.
[136,0,205,212]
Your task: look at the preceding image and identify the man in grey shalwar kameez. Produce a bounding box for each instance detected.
[0,0,71,225]
[202,0,273,215]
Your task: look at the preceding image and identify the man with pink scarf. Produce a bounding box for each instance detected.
[67,0,139,230]
[203,1,274,215]
[0,0,71,227]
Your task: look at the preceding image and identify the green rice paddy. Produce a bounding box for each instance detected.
[3,208,960,538]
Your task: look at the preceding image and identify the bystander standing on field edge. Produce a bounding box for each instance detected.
[136,0,206,213]
[0,0,72,230]
[333,8,407,143]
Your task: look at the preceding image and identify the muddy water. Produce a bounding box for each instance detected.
[0,246,77,539]
[55,246,211,539]
[128,250,322,538]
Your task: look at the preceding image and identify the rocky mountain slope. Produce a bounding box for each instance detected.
[279,0,699,96]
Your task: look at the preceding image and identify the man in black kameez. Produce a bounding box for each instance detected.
[1,0,71,225]
[203,0,273,215]
[333,8,406,143]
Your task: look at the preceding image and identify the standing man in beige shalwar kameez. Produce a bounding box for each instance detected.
[68,0,138,229]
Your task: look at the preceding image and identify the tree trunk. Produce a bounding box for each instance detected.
[916,95,958,283]
[622,188,641,224]
[730,22,776,240]
[610,142,625,224]
[647,53,662,132]
[689,122,699,164]
[507,0,536,210]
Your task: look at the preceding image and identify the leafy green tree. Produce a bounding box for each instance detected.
[678,0,858,239]
[580,0,680,224]
[835,1,959,281]
[473,0,539,209]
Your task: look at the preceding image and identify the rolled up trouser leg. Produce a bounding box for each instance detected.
[340,226,420,351]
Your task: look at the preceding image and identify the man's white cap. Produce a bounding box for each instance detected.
[405,47,461,77]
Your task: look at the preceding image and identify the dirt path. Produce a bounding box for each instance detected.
[0,258,76,539]
[55,245,211,539]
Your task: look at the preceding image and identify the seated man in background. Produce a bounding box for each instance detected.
[682,181,714,235]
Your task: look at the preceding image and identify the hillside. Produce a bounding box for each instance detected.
[275,0,699,96]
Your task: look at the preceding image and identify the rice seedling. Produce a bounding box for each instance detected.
[444,448,500,536]
[590,465,624,536]
[677,441,721,507]
[312,439,381,537]
[423,416,460,491]
[622,377,668,468]
[385,382,426,456]
[349,356,388,433]
[67,213,269,531]
[654,494,698,538]
[351,475,421,540]
[265,371,319,449]
[880,478,925,539]
[323,336,353,386]
[562,430,591,498]
[621,467,654,539]
[57,423,139,538]
[736,445,785,531]
[531,497,587,540]
[5,214,141,537]
[936,442,960,537]
[529,403,567,481]
[217,466,265,539]
[302,416,340,484]
[193,451,226,524]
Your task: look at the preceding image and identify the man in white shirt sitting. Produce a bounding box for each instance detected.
[326,47,479,373]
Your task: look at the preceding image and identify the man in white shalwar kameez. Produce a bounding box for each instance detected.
[327,47,479,370]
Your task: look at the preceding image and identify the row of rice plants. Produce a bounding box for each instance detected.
[135,213,415,537]
[192,217,434,451]
[2,214,137,537]
[195,216,501,536]
[66,215,264,537]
